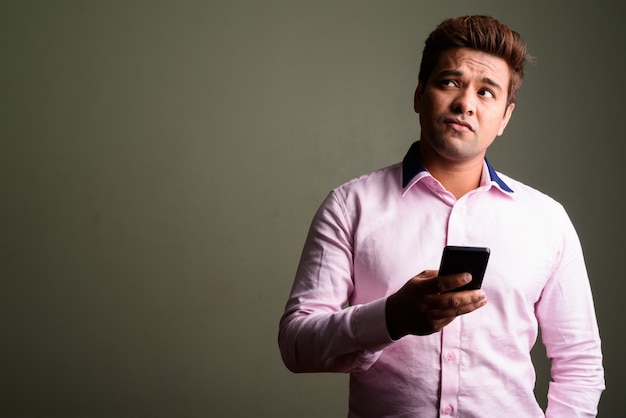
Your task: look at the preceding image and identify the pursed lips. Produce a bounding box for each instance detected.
[444,118,474,132]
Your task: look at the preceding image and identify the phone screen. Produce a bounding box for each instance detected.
[438,246,490,292]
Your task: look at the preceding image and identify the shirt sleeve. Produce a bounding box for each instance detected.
[278,190,394,373]
[537,206,605,417]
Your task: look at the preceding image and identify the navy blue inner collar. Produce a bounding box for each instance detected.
[401,141,514,193]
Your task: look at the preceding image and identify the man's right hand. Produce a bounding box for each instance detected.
[385,270,488,340]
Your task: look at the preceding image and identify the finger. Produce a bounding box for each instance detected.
[414,270,439,280]
[427,318,455,334]
[419,273,472,294]
[431,290,487,318]
[459,291,488,314]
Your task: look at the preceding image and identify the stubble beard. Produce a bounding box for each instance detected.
[428,129,480,162]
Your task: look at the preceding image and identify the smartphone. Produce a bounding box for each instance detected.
[438,246,490,292]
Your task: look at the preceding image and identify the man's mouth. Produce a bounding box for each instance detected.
[444,118,474,132]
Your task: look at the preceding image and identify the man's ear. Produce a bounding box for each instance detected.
[413,83,423,114]
[497,102,516,136]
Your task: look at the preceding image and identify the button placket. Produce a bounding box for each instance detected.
[439,322,461,417]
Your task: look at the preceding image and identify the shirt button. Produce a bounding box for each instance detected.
[443,405,453,414]
[446,352,455,361]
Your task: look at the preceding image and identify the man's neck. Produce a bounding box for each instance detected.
[419,142,484,199]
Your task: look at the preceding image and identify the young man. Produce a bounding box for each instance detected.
[278,15,604,417]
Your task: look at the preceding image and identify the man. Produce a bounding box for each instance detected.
[278,15,604,417]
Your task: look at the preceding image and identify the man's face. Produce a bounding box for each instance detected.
[414,47,515,164]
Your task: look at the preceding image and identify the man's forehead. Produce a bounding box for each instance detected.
[434,48,511,83]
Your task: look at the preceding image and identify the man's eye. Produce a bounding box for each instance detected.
[479,89,494,98]
[441,80,457,87]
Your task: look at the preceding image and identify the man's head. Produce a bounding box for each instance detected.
[418,15,529,107]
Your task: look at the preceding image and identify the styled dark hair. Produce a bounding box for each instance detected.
[418,15,531,106]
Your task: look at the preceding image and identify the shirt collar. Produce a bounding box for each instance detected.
[401,141,514,193]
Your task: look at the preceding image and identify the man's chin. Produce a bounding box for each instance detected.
[430,138,479,161]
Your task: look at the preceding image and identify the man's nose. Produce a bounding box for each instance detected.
[451,89,475,115]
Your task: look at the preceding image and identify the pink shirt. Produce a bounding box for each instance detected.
[278,142,604,417]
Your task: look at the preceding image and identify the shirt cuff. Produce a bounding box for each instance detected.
[353,297,394,351]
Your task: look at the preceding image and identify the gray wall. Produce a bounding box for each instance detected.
[1,1,623,417]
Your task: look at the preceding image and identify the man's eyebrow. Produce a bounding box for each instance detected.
[437,69,463,78]
[481,77,503,92]
[436,70,504,92]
